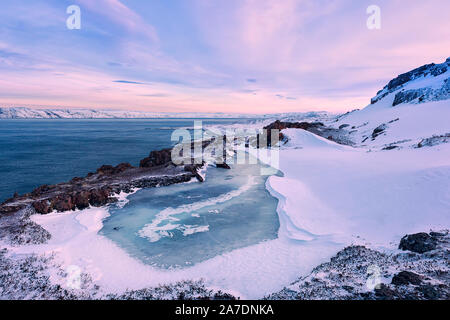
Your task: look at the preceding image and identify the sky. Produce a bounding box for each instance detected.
[0,0,449,114]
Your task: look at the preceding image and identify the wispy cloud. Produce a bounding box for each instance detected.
[0,0,449,113]
[113,80,146,85]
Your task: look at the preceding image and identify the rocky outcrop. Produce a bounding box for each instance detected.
[371,123,387,140]
[96,163,134,175]
[216,163,231,169]
[391,271,423,286]
[370,57,450,106]
[267,230,449,300]
[140,149,172,168]
[398,232,440,253]
[417,133,450,148]
[263,120,354,146]
[0,145,208,216]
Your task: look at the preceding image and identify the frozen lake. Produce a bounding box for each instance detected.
[101,155,281,268]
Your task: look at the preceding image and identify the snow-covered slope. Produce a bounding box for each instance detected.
[331,57,450,150]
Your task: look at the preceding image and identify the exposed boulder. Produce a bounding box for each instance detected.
[89,188,111,206]
[263,120,324,131]
[32,200,52,214]
[417,133,450,148]
[140,149,172,168]
[52,194,75,212]
[72,191,90,210]
[374,284,400,300]
[399,232,438,253]
[216,163,231,169]
[371,124,387,140]
[96,163,134,175]
[382,145,399,150]
[391,271,423,286]
[31,185,53,197]
[0,204,26,215]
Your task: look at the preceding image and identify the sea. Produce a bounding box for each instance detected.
[0,118,280,268]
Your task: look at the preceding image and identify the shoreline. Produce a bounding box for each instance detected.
[1,120,449,299]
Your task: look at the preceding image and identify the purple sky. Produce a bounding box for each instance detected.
[0,0,449,113]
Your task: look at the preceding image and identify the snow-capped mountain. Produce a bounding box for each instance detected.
[371,57,449,106]
[0,107,254,119]
[0,106,329,121]
[332,57,450,150]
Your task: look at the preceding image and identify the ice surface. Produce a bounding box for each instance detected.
[101,157,280,268]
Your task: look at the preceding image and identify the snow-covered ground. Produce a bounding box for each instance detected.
[4,113,448,299]
[266,128,449,246]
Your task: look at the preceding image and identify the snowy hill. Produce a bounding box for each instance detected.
[332,57,450,150]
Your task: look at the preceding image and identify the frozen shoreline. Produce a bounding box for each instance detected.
[3,123,450,299]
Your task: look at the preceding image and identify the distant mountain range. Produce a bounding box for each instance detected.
[0,107,329,120]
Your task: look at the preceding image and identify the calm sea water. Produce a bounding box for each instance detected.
[0,118,256,202]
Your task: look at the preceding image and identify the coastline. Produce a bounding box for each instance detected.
[1,119,449,299]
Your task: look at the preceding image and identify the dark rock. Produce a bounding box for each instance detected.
[417,284,448,300]
[52,194,75,212]
[382,145,399,150]
[391,271,423,286]
[96,163,134,175]
[89,188,111,207]
[374,284,399,300]
[393,89,425,106]
[70,177,83,183]
[263,120,324,131]
[388,118,400,124]
[372,124,387,139]
[31,184,52,197]
[417,133,450,148]
[32,200,52,214]
[429,231,448,238]
[72,191,91,210]
[399,232,437,253]
[140,148,172,167]
[96,165,115,175]
[342,285,354,292]
[216,163,231,169]
[0,204,26,215]
[339,124,350,129]
[114,162,133,173]
[386,62,445,92]
[261,120,347,147]
[371,58,449,105]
